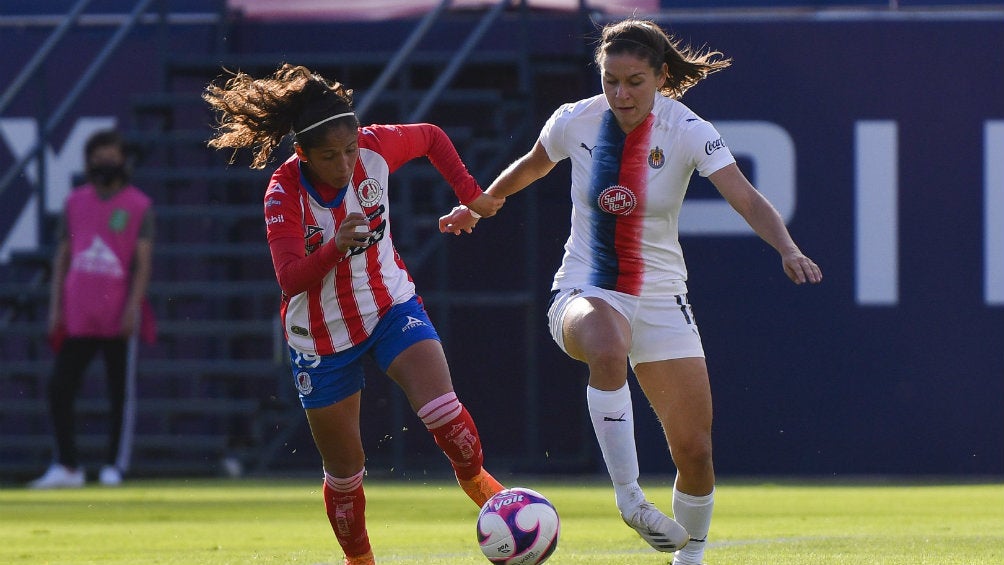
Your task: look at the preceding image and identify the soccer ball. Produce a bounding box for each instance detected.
[477,487,560,565]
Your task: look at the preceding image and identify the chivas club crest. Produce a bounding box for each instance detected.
[648,146,665,169]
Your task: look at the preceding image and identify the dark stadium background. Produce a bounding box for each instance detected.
[0,0,1001,481]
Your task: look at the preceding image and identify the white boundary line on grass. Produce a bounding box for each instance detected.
[308,536,838,563]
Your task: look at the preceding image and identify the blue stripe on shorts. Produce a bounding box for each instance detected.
[288,295,440,409]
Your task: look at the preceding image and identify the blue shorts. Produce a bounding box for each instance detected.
[288,295,440,409]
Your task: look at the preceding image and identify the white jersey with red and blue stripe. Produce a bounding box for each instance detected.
[265,127,417,356]
[539,94,736,297]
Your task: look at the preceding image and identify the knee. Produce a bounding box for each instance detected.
[579,333,630,373]
[588,348,627,373]
[323,452,365,478]
[670,433,713,471]
[318,442,365,477]
[582,353,630,390]
[564,313,630,373]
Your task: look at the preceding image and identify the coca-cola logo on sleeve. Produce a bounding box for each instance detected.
[705,137,727,155]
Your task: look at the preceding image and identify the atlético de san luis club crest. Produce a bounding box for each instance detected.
[356,178,383,207]
[648,146,665,169]
[295,371,313,395]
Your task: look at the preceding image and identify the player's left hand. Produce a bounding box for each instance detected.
[782,250,823,285]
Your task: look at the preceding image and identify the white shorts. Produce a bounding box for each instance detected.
[547,285,705,368]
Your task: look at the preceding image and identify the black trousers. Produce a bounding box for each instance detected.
[48,337,127,468]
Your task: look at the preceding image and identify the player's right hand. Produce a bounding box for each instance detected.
[439,206,478,235]
[335,213,371,253]
[439,194,504,235]
[467,193,504,219]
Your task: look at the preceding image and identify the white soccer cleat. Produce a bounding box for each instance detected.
[99,465,122,486]
[621,501,689,552]
[28,464,85,489]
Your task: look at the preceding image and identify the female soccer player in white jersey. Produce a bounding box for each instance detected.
[204,64,505,565]
[441,19,822,565]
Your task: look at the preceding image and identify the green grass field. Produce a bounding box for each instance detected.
[2,478,1002,564]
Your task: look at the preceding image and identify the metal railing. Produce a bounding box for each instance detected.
[408,0,511,123]
[0,0,156,205]
[354,0,454,119]
[0,0,557,475]
[0,0,93,116]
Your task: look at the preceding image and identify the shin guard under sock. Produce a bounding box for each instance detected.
[419,392,484,481]
[323,468,371,558]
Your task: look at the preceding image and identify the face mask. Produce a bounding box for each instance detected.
[88,163,127,187]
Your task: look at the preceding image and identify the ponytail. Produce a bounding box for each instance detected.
[204,63,357,169]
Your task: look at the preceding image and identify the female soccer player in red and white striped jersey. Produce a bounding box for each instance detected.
[205,64,505,565]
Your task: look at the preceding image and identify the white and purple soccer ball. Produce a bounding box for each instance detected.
[476,487,560,565]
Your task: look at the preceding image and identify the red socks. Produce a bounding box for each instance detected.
[321,393,485,559]
[323,469,371,558]
[418,392,484,481]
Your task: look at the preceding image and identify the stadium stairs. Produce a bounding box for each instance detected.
[0,6,586,481]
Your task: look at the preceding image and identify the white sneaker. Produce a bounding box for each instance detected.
[99,465,122,486]
[621,501,690,552]
[28,464,85,489]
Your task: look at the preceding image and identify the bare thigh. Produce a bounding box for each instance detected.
[304,340,453,477]
[562,296,632,390]
[385,338,455,412]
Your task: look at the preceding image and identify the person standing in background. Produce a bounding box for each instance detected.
[29,129,154,489]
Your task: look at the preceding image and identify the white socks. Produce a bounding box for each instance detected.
[589,383,715,563]
[673,486,714,565]
[587,383,642,513]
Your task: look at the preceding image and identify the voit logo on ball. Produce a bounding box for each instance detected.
[477,487,559,565]
[597,185,637,215]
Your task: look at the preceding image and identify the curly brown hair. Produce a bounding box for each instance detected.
[594,19,732,99]
[203,63,357,169]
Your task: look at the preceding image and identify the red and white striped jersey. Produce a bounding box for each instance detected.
[539,94,735,297]
[264,123,480,355]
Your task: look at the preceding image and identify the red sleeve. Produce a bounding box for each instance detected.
[365,124,483,205]
[269,236,345,297]
[264,164,347,296]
